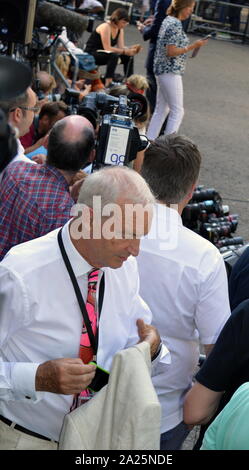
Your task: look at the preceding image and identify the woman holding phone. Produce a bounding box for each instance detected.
[147,0,208,138]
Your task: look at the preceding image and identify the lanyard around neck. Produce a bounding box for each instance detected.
[57,228,105,355]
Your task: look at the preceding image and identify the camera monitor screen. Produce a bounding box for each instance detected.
[105,0,133,20]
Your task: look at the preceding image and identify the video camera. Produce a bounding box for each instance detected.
[200,219,238,244]
[76,91,148,170]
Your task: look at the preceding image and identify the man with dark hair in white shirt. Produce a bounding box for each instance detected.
[137,134,231,450]
[0,165,166,450]
[0,87,38,182]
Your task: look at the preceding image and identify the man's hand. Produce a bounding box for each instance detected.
[136,21,145,32]
[129,44,143,54]
[35,358,96,395]
[79,84,92,101]
[32,154,47,164]
[144,16,154,26]
[136,319,161,358]
[124,47,138,57]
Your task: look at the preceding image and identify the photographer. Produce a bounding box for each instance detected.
[36,71,57,101]
[0,87,38,181]
[21,101,68,157]
[0,115,95,260]
[137,134,230,449]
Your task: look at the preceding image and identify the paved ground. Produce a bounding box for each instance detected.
[86,22,249,244]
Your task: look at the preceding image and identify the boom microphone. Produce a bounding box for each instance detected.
[35,1,89,35]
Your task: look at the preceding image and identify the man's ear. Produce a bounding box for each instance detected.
[88,206,95,238]
[10,108,22,127]
[186,182,196,202]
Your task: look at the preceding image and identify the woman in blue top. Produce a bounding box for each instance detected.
[147,0,208,138]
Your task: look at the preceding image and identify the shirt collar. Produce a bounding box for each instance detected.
[154,202,183,227]
[16,139,25,157]
[44,165,70,190]
[61,220,94,277]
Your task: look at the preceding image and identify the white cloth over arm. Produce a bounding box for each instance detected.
[59,341,161,450]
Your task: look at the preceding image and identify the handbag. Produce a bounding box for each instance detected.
[76,53,97,72]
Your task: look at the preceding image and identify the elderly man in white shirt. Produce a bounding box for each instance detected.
[0,165,168,450]
[0,86,37,182]
[137,134,231,450]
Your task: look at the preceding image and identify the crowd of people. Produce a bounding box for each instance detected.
[0,0,248,452]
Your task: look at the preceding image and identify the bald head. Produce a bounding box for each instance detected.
[47,115,95,172]
[59,115,94,143]
[36,71,56,94]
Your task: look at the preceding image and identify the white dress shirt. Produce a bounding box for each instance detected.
[0,221,167,441]
[137,204,231,433]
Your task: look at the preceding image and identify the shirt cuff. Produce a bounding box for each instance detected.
[152,343,171,365]
[12,363,44,402]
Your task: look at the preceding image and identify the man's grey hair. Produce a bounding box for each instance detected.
[0,90,29,116]
[77,166,155,208]
[141,134,202,204]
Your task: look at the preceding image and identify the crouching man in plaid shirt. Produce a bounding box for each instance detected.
[0,115,95,260]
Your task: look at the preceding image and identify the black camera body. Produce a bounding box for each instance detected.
[78,92,148,170]
[182,185,244,253]
[191,186,222,204]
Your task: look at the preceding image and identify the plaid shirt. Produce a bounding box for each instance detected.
[0,162,75,260]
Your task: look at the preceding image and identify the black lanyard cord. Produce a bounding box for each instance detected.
[57,228,100,354]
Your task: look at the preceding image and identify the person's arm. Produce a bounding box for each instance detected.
[98,23,126,54]
[0,265,42,403]
[116,27,125,49]
[195,249,231,350]
[116,29,139,56]
[24,134,49,155]
[184,300,244,426]
[204,344,214,356]
[142,0,170,42]
[0,265,96,399]
[98,24,137,56]
[166,38,208,57]
[35,358,96,394]
[184,382,224,425]
[136,318,161,359]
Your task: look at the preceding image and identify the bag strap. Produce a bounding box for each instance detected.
[58,228,98,354]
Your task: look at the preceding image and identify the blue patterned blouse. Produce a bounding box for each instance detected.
[154,16,189,76]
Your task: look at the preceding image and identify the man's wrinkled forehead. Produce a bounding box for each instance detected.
[113,201,153,238]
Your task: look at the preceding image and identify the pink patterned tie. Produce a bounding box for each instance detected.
[78,269,99,403]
